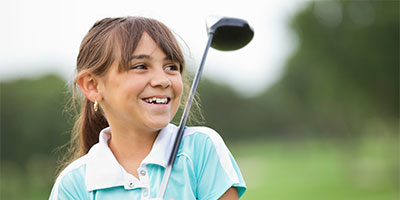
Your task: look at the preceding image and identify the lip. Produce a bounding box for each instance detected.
[142,95,171,99]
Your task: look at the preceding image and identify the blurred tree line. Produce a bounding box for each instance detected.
[1,75,71,165]
[198,0,398,140]
[0,0,398,199]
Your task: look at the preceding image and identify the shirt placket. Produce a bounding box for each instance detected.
[138,164,150,200]
[123,173,140,190]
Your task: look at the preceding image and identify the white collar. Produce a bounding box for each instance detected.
[85,123,178,191]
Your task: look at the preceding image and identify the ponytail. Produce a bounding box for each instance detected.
[56,95,108,176]
[80,98,108,154]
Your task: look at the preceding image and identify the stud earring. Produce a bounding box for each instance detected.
[94,100,99,112]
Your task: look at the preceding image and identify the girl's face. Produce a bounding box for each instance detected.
[98,32,183,133]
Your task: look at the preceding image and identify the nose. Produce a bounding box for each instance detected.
[150,69,170,88]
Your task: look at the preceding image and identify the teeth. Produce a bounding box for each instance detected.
[145,97,168,104]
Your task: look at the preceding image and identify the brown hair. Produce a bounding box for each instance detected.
[58,16,188,173]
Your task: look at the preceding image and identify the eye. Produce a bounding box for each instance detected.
[131,64,147,70]
[165,64,179,71]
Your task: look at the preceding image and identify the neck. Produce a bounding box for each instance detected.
[107,121,160,176]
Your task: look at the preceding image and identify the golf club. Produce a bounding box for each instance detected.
[156,16,254,199]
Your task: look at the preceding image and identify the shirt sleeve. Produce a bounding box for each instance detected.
[193,128,246,200]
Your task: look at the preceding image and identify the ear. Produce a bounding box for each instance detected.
[76,71,102,102]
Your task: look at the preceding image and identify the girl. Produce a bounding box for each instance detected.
[49,16,246,200]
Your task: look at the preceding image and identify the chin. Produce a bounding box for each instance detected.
[146,118,171,131]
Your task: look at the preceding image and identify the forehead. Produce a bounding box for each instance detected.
[131,32,167,59]
[114,25,184,73]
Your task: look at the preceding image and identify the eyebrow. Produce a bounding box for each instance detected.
[130,54,150,60]
[130,54,172,61]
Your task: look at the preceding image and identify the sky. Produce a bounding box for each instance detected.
[0,0,308,96]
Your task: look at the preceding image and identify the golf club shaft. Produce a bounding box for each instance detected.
[157,32,215,199]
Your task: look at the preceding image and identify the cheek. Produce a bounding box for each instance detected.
[98,79,112,101]
[128,81,145,95]
[173,77,183,99]
[123,75,148,97]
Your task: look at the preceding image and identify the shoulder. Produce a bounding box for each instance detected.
[182,126,231,160]
[57,155,87,183]
[184,126,220,136]
[181,126,247,199]
[183,126,226,147]
[49,155,89,200]
[181,126,233,171]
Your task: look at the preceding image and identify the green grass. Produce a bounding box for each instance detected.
[1,135,398,199]
[231,136,399,200]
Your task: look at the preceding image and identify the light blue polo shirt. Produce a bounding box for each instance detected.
[49,124,246,200]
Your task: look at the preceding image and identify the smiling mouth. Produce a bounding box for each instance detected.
[142,97,171,104]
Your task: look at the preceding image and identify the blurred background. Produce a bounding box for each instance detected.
[1,0,399,199]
